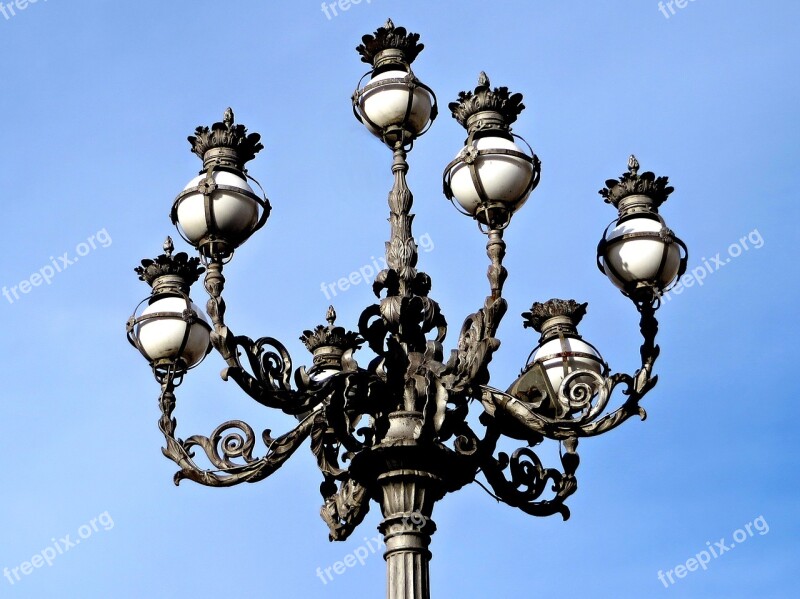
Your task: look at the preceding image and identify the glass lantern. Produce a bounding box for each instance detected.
[352,19,437,148]
[127,238,211,382]
[597,156,687,302]
[443,73,540,230]
[356,68,434,140]
[171,108,270,261]
[508,299,607,420]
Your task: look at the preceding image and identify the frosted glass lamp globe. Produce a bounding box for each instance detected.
[175,171,259,248]
[359,70,433,137]
[136,295,211,369]
[601,215,681,291]
[448,136,534,216]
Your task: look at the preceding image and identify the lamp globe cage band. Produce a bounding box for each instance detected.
[507,299,608,420]
[442,72,541,232]
[597,155,688,303]
[127,237,211,384]
[170,107,271,263]
[352,18,438,149]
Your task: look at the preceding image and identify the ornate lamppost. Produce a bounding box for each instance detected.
[126,19,687,599]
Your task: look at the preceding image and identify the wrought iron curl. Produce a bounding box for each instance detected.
[156,373,315,487]
[478,434,580,521]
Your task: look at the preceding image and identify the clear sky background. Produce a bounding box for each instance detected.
[0,1,797,597]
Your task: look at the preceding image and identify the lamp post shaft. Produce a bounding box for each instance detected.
[379,468,438,599]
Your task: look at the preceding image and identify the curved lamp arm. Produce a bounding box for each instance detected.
[157,377,315,487]
[480,299,661,441]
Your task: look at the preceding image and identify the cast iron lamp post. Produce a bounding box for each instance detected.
[126,20,687,599]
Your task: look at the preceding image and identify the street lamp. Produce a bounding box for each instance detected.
[127,19,687,599]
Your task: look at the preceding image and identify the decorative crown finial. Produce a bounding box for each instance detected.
[599,156,673,210]
[300,308,362,355]
[449,73,525,131]
[522,299,587,333]
[188,108,264,171]
[135,240,205,292]
[356,19,424,67]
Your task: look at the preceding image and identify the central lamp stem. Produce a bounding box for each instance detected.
[486,228,507,301]
[386,146,418,298]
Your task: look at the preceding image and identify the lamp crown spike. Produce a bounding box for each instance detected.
[134,241,204,291]
[449,75,525,131]
[599,156,673,210]
[356,19,424,67]
[187,108,263,171]
[628,154,639,175]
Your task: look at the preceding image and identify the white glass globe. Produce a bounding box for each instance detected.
[310,367,339,383]
[531,337,605,395]
[602,216,681,290]
[176,171,259,246]
[137,296,210,368]
[359,70,433,136]
[448,136,534,215]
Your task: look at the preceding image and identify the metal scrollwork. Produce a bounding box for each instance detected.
[479,435,580,520]
[183,420,260,470]
[157,381,315,487]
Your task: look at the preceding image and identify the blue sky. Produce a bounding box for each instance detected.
[0,1,797,597]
